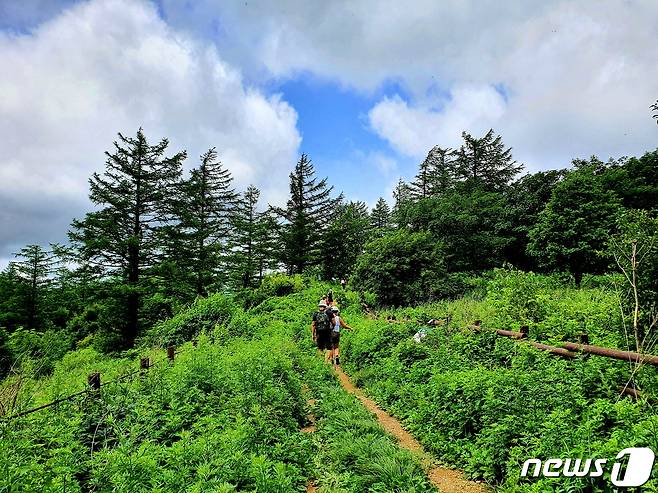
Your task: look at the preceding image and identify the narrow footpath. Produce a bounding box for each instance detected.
[334,366,490,493]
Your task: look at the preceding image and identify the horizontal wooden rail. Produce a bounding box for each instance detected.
[561,342,658,367]
[496,328,528,339]
[527,341,578,359]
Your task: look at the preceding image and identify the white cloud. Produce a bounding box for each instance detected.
[362,1,658,169]
[0,0,301,261]
[159,0,658,171]
[368,85,506,158]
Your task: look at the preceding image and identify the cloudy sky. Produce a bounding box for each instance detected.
[1,0,657,267]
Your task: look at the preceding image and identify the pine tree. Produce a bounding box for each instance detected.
[275,154,339,274]
[175,148,237,296]
[228,185,267,288]
[69,129,186,348]
[454,129,522,190]
[409,146,457,200]
[254,209,281,282]
[321,201,371,279]
[408,156,432,200]
[427,146,457,196]
[10,244,59,329]
[370,197,391,231]
[392,178,412,228]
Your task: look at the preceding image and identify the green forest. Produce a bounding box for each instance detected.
[2,113,658,492]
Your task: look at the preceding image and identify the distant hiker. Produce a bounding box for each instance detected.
[340,278,347,289]
[312,301,334,362]
[330,306,352,365]
[327,289,334,304]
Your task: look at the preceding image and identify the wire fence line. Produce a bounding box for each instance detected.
[3,317,657,421]
[0,342,195,422]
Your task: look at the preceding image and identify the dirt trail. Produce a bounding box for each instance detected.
[301,398,317,433]
[334,366,490,493]
[300,389,317,492]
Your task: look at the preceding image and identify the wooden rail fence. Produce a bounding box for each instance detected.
[470,320,654,399]
[1,343,191,421]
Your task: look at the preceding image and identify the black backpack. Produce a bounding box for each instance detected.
[315,310,331,333]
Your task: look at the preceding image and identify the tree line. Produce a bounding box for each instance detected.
[1,122,657,364]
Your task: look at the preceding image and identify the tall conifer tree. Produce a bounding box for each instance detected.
[275,154,339,274]
[10,244,58,329]
[69,129,185,347]
[454,129,522,190]
[409,146,457,199]
[228,185,272,288]
[370,197,391,231]
[175,148,237,296]
[392,178,412,228]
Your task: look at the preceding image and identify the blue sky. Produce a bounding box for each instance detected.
[274,76,416,204]
[1,0,657,266]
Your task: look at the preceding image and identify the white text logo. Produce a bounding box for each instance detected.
[521,448,655,487]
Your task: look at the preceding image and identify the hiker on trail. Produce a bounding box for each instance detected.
[330,306,352,365]
[312,301,334,362]
[327,289,334,305]
[340,278,347,289]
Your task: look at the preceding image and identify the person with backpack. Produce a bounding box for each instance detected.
[330,306,352,365]
[312,301,334,362]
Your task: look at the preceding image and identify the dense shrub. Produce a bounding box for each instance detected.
[4,327,74,375]
[235,273,306,308]
[3,275,654,492]
[352,230,447,306]
[1,336,313,491]
[141,293,238,347]
[486,268,621,344]
[0,280,438,493]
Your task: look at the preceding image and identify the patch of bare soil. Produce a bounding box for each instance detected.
[334,366,490,493]
[301,396,317,433]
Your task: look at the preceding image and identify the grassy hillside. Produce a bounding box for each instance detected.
[339,271,658,492]
[0,280,434,493]
[2,271,657,492]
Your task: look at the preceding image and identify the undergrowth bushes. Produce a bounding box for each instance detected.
[1,334,314,492]
[486,269,622,345]
[340,271,658,492]
[1,276,438,493]
[3,271,655,492]
[141,292,239,347]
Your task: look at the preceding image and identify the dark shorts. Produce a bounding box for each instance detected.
[316,331,332,350]
[331,331,340,347]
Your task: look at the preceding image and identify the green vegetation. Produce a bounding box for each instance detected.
[0,279,436,493]
[4,269,658,491]
[340,270,658,491]
[2,114,658,491]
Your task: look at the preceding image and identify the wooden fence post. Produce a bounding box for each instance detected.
[167,346,175,362]
[88,372,101,392]
[519,325,529,338]
[140,357,150,371]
